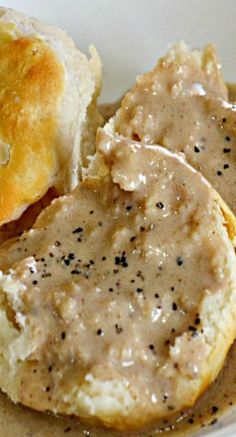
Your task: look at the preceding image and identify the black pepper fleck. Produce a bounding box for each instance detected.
[172,302,178,311]
[115,255,128,268]
[115,324,123,334]
[194,146,200,153]
[41,273,51,278]
[176,256,184,266]
[217,170,222,176]
[71,270,81,275]
[137,270,145,280]
[61,332,66,340]
[97,329,103,336]
[223,148,231,153]
[225,135,231,141]
[73,227,83,234]
[188,325,197,332]
[156,202,164,209]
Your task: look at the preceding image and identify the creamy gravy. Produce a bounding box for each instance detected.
[1,344,236,437]
[114,45,236,218]
[0,130,236,434]
[0,80,236,435]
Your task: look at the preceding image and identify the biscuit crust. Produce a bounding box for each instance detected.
[0,8,101,226]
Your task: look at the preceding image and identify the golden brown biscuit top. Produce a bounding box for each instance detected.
[0,34,64,225]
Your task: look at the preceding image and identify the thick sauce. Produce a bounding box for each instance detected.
[0,63,236,437]
[1,344,236,437]
[0,131,235,433]
[114,44,236,217]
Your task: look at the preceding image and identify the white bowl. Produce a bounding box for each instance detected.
[0,1,236,436]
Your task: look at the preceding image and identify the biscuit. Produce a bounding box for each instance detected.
[0,189,57,246]
[112,42,236,216]
[0,7,102,226]
[0,130,235,430]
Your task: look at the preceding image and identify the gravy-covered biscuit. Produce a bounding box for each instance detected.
[0,131,235,430]
[0,7,102,226]
[112,42,236,216]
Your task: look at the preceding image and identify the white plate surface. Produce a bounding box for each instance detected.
[1,1,236,436]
